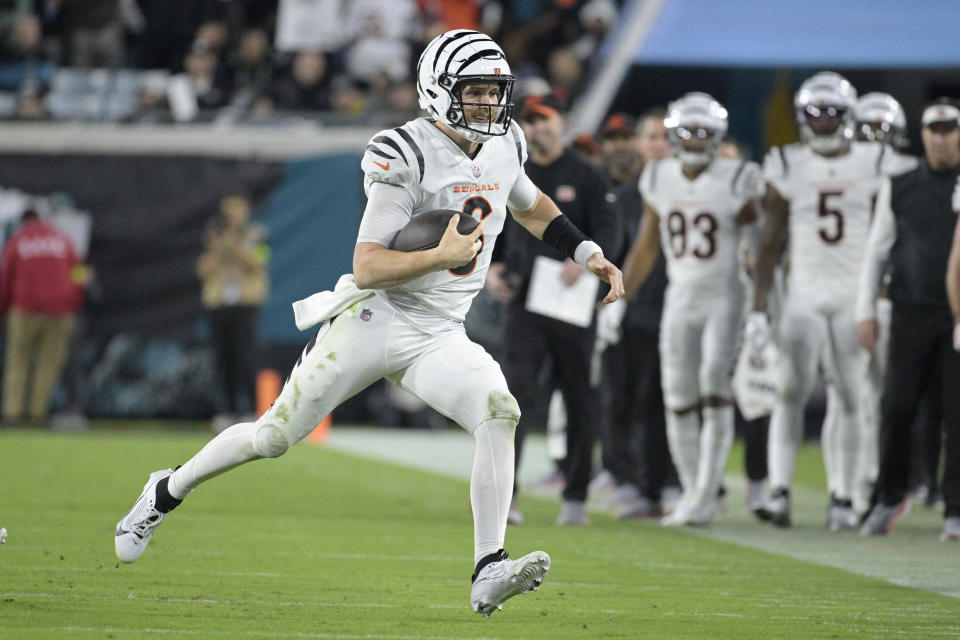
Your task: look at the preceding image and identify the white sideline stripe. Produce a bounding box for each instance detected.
[0,593,391,608]
[324,428,960,600]
[6,628,484,640]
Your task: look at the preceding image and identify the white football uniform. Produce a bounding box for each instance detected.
[262,116,531,437]
[763,141,893,503]
[357,117,528,333]
[639,156,762,517]
[641,156,762,409]
[167,117,539,568]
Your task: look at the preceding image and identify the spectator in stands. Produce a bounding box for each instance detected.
[130,70,172,124]
[167,37,229,120]
[546,47,581,104]
[344,0,416,86]
[0,13,50,119]
[196,190,269,430]
[269,50,332,113]
[571,0,616,63]
[0,209,88,425]
[61,0,125,67]
[229,28,273,118]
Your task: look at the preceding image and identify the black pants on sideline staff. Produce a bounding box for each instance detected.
[601,324,678,501]
[210,305,258,414]
[503,305,596,503]
[742,414,769,483]
[874,305,960,518]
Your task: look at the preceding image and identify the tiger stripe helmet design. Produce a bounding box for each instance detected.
[417,29,515,144]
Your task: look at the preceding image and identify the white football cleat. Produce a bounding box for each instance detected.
[827,497,859,532]
[115,468,174,563]
[471,549,550,617]
[661,494,714,527]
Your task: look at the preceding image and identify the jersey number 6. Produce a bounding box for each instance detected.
[449,196,493,276]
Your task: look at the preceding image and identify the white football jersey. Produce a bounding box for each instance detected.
[640,156,762,298]
[360,117,527,332]
[764,141,893,301]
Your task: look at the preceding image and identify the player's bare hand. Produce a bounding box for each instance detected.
[586,252,625,304]
[856,319,879,355]
[436,214,484,269]
[560,258,585,286]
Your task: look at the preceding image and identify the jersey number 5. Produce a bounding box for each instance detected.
[449,196,493,276]
[818,190,844,244]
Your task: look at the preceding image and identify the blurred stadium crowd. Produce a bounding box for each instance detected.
[0,0,618,125]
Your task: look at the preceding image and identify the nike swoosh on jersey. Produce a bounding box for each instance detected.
[373,160,390,171]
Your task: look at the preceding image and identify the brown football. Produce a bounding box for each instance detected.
[389,209,480,252]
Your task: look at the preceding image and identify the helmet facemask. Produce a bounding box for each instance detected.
[665,92,728,168]
[444,75,515,143]
[856,93,909,150]
[795,72,857,155]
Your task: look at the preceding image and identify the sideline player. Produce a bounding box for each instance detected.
[747,72,893,530]
[620,92,763,526]
[113,30,624,617]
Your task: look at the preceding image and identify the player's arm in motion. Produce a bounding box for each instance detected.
[855,178,897,354]
[509,186,625,304]
[353,184,485,290]
[620,201,661,299]
[945,208,960,351]
[752,184,789,313]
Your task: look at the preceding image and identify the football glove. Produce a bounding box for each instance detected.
[596,298,627,348]
[744,311,772,357]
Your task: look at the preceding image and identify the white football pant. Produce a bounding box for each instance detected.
[660,288,742,510]
[768,298,866,499]
[168,295,520,564]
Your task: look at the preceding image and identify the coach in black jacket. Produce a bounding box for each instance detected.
[856,99,960,540]
[488,95,621,525]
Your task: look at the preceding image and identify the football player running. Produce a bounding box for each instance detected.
[621,93,763,526]
[851,92,919,515]
[747,72,897,530]
[113,30,624,617]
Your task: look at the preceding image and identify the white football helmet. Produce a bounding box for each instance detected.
[856,92,909,149]
[794,71,857,154]
[664,92,728,168]
[416,29,515,144]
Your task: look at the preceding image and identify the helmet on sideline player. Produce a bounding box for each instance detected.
[664,92,728,168]
[416,29,515,144]
[856,92,909,150]
[794,71,858,155]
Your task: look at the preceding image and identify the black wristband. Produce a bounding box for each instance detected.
[542,215,589,260]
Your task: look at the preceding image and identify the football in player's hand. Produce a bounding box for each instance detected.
[389,209,480,252]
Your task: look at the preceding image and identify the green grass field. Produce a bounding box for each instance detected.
[2,427,959,639]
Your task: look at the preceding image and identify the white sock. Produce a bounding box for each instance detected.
[832,409,860,501]
[167,421,260,499]
[666,410,700,494]
[697,405,734,505]
[768,398,803,490]
[471,419,516,564]
[821,395,839,495]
